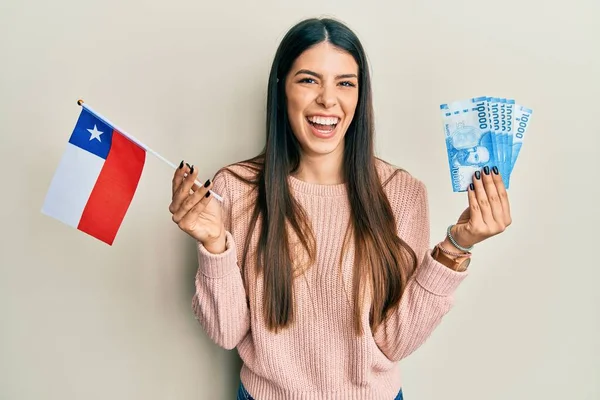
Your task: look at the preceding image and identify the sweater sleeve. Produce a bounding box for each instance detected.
[191,170,250,350]
[373,180,469,362]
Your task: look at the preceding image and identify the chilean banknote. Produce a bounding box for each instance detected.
[440,96,533,192]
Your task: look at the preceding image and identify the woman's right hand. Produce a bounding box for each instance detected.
[169,162,225,253]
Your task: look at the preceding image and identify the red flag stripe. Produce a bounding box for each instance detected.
[77,130,146,245]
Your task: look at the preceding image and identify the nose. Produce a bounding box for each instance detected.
[316,84,337,108]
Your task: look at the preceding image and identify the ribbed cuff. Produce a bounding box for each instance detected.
[196,231,239,279]
[414,250,469,296]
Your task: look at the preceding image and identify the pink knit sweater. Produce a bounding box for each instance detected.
[191,159,469,399]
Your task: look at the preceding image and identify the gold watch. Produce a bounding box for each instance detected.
[432,246,471,272]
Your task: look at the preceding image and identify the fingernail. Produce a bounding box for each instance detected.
[179,160,184,169]
[186,162,191,169]
[204,179,211,187]
[475,171,481,180]
[483,166,490,175]
[190,165,194,174]
[205,191,211,198]
[492,166,499,175]
[470,183,475,191]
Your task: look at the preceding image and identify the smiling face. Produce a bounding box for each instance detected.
[284,41,359,160]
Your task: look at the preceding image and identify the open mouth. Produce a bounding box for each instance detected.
[306,116,340,135]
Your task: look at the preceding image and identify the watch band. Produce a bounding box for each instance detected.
[432,245,470,272]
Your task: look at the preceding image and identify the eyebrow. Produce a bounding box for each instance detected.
[294,69,358,80]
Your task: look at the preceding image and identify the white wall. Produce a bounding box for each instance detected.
[1,1,598,399]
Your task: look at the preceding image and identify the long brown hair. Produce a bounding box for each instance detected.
[219,18,417,335]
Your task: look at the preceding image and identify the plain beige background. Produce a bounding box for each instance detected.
[1,0,599,399]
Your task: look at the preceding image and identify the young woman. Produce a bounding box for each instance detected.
[169,17,511,400]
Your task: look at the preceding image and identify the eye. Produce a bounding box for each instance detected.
[339,81,356,87]
[298,77,317,84]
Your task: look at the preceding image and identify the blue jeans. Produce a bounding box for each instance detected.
[237,383,403,399]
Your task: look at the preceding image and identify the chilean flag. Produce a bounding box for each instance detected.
[42,106,146,245]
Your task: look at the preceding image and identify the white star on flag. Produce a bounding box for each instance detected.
[87,125,103,142]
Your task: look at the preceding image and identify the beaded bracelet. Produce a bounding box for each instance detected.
[446,224,474,252]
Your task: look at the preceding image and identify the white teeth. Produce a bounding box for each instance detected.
[308,116,339,125]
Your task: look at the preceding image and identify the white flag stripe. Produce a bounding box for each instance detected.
[41,143,104,228]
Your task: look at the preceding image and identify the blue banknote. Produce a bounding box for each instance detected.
[488,97,503,180]
[498,98,508,183]
[503,99,516,186]
[440,98,497,192]
[507,104,533,181]
[440,96,532,192]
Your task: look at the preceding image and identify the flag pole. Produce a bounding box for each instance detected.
[76,99,223,202]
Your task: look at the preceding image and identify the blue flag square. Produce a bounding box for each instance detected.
[68,108,114,160]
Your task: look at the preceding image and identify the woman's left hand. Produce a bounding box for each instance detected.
[450,166,512,249]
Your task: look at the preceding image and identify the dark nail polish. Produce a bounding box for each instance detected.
[492,166,499,175]
[475,171,481,180]
[470,183,475,191]
[179,160,184,169]
[186,162,191,169]
[483,166,490,175]
[190,165,194,174]
[205,191,211,198]
[204,179,211,187]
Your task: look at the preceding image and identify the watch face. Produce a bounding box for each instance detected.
[460,258,471,270]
